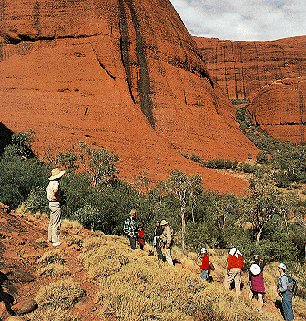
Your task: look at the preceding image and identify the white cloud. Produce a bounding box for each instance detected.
[170,0,306,40]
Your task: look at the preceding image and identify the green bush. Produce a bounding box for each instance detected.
[0,157,48,208]
[25,186,49,213]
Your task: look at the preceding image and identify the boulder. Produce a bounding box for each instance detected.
[0,301,10,320]
[11,299,38,315]
[6,270,35,284]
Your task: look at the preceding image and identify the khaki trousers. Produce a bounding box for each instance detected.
[224,268,242,296]
[48,202,61,243]
[163,248,173,266]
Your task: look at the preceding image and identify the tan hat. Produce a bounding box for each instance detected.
[49,168,66,180]
[160,220,168,226]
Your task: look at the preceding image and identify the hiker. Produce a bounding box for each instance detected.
[199,247,214,281]
[249,255,266,308]
[46,168,66,247]
[137,224,145,250]
[159,220,174,266]
[123,208,138,250]
[277,263,294,321]
[153,221,163,260]
[224,246,244,296]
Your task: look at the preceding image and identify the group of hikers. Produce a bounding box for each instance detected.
[46,168,296,321]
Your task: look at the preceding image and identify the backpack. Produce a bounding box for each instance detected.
[287,275,298,296]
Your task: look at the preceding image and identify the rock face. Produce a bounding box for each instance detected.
[0,0,258,194]
[194,36,306,142]
[248,77,306,142]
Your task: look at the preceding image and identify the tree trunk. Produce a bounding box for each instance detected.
[191,203,195,223]
[181,206,186,251]
[256,227,263,243]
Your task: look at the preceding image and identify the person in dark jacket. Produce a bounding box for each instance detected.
[153,221,164,260]
[123,209,138,249]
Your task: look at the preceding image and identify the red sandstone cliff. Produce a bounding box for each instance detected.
[0,0,258,194]
[248,77,305,142]
[194,36,306,143]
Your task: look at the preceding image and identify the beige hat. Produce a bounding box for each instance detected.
[49,168,66,180]
[160,220,168,226]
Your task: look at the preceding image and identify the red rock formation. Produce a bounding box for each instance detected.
[194,36,306,143]
[248,77,306,142]
[194,36,306,101]
[0,0,258,194]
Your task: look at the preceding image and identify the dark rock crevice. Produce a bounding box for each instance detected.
[1,32,103,45]
[118,0,155,128]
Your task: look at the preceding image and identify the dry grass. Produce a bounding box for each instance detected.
[79,235,305,321]
[35,279,86,309]
[28,217,305,321]
[37,263,70,277]
[30,307,80,321]
[37,249,66,265]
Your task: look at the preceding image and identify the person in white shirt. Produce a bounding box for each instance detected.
[46,168,66,247]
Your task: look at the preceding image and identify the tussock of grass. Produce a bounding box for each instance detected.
[65,235,83,247]
[37,263,70,277]
[37,250,65,265]
[61,219,83,231]
[81,236,130,279]
[35,279,85,309]
[30,307,80,321]
[35,237,48,247]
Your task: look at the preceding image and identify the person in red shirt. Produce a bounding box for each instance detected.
[199,247,210,281]
[224,246,245,296]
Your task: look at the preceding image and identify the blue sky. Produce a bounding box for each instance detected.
[170,0,306,41]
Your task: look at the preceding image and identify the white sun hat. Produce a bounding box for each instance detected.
[250,263,261,276]
[160,220,168,226]
[200,247,207,254]
[278,263,286,271]
[49,168,66,180]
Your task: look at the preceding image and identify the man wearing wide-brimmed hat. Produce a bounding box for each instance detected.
[46,168,66,247]
[159,220,174,266]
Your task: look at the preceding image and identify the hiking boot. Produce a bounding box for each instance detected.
[52,241,61,247]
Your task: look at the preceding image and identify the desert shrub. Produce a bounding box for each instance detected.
[190,154,202,163]
[37,250,66,266]
[2,130,35,159]
[204,159,238,170]
[24,186,49,213]
[35,279,85,309]
[37,263,70,277]
[238,162,257,173]
[65,235,83,247]
[0,157,48,208]
[256,150,269,164]
[72,204,101,231]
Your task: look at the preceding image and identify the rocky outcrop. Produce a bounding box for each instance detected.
[194,36,306,142]
[248,77,305,142]
[194,36,306,101]
[0,0,258,194]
